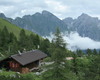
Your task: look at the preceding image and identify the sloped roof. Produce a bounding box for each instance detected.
[11,50,47,66]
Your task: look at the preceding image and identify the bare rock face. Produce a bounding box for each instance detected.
[1,11,100,41]
[63,13,100,41]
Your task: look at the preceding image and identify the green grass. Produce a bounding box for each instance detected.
[0,70,16,76]
[0,18,33,38]
[0,71,41,80]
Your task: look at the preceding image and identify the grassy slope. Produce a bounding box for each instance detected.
[0,18,33,38]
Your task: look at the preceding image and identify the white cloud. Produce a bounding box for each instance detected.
[64,32,100,50]
[45,0,69,12]
[0,0,100,19]
[0,0,100,50]
[46,32,100,51]
[45,0,70,19]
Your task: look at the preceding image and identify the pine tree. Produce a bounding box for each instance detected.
[93,49,98,55]
[88,55,100,80]
[19,29,28,51]
[9,32,18,54]
[0,29,1,49]
[27,34,35,50]
[42,28,67,80]
[72,53,78,75]
[76,49,84,57]
[87,49,92,56]
[0,26,10,51]
[33,34,40,49]
[40,38,50,55]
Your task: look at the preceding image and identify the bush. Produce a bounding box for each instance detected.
[0,71,35,80]
[43,57,52,62]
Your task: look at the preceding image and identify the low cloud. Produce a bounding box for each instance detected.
[46,32,100,51]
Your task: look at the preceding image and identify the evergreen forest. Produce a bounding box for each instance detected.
[0,27,100,80]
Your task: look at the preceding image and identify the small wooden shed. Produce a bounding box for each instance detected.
[0,50,47,73]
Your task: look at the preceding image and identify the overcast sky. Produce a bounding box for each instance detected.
[0,0,100,19]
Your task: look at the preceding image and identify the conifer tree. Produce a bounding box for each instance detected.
[72,53,78,75]
[40,38,50,55]
[76,49,84,57]
[0,26,10,51]
[0,29,1,48]
[27,34,35,50]
[93,49,98,55]
[7,32,18,55]
[42,28,67,80]
[34,34,40,49]
[19,29,28,51]
[87,49,92,56]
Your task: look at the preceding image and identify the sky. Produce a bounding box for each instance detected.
[1,0,100,50]
[0,0,100,19]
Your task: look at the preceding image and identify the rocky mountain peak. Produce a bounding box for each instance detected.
[0,13,6,18]
[42,10,52,15]
[78,13,91,20]
[34,12,41,16]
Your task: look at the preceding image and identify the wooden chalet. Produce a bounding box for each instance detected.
[0,50,47,73]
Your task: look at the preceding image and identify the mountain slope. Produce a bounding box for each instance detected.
[0,11,68,36]
[63,13,100,41]
[1,11,100,41]
[0,18,33,38]
[12,10,68,36]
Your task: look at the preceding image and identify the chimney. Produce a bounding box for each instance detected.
[18,50,22,55]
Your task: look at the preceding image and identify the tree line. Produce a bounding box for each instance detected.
[41,28,100,80]
[0,26,50,58]
[0,27,100,80]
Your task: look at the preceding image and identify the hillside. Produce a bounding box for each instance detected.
[0,18,43,60]
[63,13,100,41]
[0,11,68,36]
[0,18,33,38]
